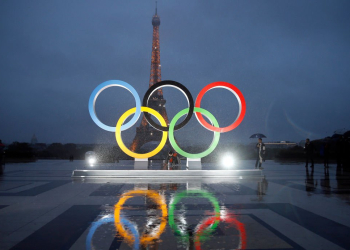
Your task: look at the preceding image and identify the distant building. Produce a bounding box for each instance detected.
[29,134,47,151]
[264,141,297,148]
[249,141,297,149]
[31,134,38,144]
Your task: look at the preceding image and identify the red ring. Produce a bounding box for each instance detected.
[195,81,246,133]
[194,215,246,250]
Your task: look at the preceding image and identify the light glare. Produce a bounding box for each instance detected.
[88,157,96,165]
[221,154,235,168]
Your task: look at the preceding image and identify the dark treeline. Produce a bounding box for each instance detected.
[204,138,350,165]
[2,142,132,163]
[1,137,349,164]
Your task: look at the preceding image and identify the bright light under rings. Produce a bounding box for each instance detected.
[221,154,235,168]
[88,157,96,165]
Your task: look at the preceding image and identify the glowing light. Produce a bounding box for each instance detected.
[221,154,235,168]
[88,157,96,165]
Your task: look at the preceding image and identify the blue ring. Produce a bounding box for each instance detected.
[88,80,141,132]
[86,214,140,250]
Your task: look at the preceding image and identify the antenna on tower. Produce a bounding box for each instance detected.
[155,1,157,15]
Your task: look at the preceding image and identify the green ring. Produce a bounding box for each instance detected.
[169,107,220,158]
[168,190,221,241]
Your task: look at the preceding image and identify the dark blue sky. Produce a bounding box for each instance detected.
[0,0,350,145]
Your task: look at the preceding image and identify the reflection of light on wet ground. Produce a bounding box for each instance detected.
[86,186,248,250]
[4,161,350,250]
[114,190,167,248]
[86,214,140,250]
[194,214,247,250]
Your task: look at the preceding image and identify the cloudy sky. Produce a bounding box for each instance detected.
[0,0,350,146]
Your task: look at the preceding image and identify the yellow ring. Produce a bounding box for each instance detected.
[115,107,168,158]
[114,190,168,245]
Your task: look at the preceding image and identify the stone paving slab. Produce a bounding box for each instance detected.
[0,160,349,250]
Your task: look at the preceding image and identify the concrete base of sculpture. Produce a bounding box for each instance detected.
[186,181,202,190]
[186,158,202,170]
[71,169,262,178]
[134,158,148,170]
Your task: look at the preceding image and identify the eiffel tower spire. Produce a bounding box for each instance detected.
[129,4,171,154]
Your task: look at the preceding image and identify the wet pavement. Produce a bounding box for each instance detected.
[0,160,350,249]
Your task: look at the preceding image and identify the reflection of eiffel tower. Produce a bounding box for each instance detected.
[130,4,171,153]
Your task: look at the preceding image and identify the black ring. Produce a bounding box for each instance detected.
[142,80,194,132]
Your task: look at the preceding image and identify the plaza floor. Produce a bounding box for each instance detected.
[0,160,349,250]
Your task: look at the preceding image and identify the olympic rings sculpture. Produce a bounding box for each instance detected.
[89,79,246,158]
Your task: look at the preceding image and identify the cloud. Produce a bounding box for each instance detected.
[1,0,350,144]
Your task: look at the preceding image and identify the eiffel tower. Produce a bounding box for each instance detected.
[129,4,171,154]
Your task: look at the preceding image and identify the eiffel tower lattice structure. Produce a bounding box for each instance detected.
[129,4,172,154]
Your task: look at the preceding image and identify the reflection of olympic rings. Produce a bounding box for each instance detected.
[89,80,246,158]
[86,214,140,250]
[114,190,167,245]
[168,190,220,241]
[143,80,194,132]
[194,215,246,250]
[110,188,246,249]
